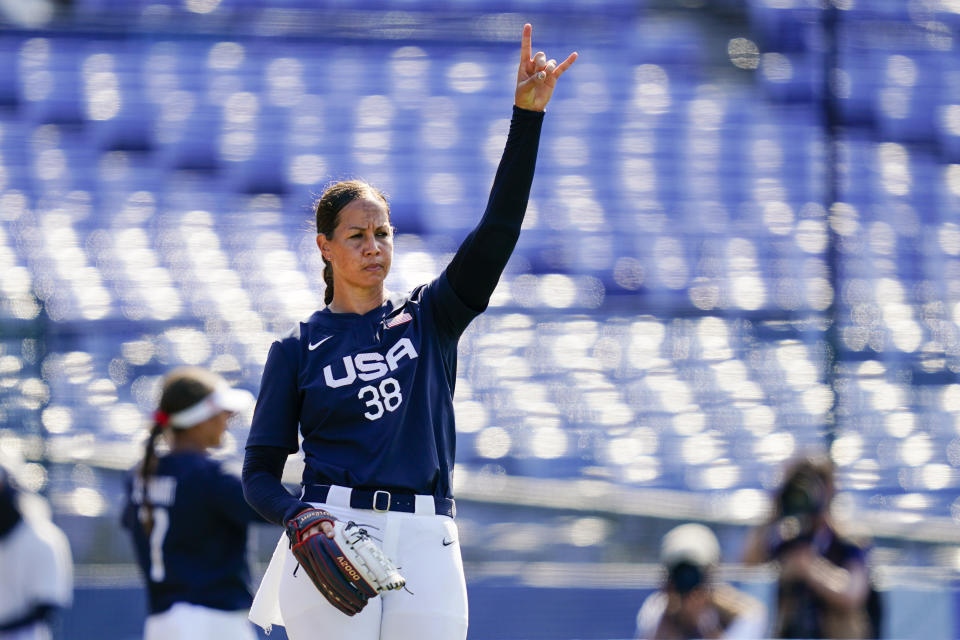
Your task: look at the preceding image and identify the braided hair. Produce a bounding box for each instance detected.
[314,180,390,306]
[138,367,223,536]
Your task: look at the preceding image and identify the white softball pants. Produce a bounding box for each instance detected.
[144,602,257,640]
[249,495,468,640]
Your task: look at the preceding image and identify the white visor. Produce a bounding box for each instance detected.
[168,385,252,429]
[660,523,720,568]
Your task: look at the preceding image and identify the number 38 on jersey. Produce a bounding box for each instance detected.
[321,337,418,421]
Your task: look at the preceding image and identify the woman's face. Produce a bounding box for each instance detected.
[202,411,231,448]
[317,196,393,293]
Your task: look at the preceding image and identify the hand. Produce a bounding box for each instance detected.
[287,507,336,543]
[677,587,711,620]
[778,544,816,582]
[514,23,577,112]
[305,520,335,539]
[665,588,724,640]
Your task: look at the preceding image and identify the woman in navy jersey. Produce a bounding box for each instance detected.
[242,24,576,639]
[121,366,263,640]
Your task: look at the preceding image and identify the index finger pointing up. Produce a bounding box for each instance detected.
[520,23,532,63]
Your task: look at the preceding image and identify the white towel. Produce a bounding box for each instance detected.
[248,533,288,634]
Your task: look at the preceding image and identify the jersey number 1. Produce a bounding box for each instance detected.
[358,377,403,420]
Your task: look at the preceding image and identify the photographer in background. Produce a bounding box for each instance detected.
[635,523,766,639]
[743,454,875,639]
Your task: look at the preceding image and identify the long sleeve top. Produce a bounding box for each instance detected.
[242,106,544,525]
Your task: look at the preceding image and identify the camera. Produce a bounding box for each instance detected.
[767,470,826,557]
[667,560,706,595]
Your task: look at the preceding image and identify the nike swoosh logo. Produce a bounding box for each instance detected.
[442,537,456,546]
[308,336,332,351]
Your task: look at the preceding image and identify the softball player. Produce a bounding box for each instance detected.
[0,460,72,640]
[241,24,576,640]
[121,367,263,640]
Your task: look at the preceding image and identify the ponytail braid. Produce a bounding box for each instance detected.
[322,260,335,305]
[137,367,222,536]
[138,421,165,537]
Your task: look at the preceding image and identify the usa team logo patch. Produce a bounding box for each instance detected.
[385,312,412,329]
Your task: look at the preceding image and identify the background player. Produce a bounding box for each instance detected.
[241,23,576,640]
[121,367,265,640]
[0,457,73,640]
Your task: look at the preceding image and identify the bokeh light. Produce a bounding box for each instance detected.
[1,8,959,633]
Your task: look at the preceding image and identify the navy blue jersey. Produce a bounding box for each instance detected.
[247,274,478,500]
[121,452,264,614]
[243,106,545,525]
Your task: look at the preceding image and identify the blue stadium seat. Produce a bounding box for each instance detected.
[758,51,822,104]
[18,39,85,124]
[0,35,22,107]
[1,0,957,530]
[746,0,821,53]
[154,101,221,170]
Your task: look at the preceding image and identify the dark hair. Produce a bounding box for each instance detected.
[774,454,834,520]
[314,180,390,306]
[761,455,835,559]
[139,367,221,536]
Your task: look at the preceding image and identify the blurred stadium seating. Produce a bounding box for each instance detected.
[1,0,960,638]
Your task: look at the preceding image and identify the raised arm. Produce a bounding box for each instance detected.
[444,24,576,312]
[514,23,578,113]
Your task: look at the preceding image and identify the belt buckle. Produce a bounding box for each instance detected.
[372,490,391,512]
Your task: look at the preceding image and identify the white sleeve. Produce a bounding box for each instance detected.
[722,603,768,640]
[635,591,667,640]
[24,520,73,607]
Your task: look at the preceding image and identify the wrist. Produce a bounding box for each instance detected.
[282,502,317,525]
[513,103,545,113]
[512,105,547,120]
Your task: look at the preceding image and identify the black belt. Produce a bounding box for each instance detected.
[302,484,455,518]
